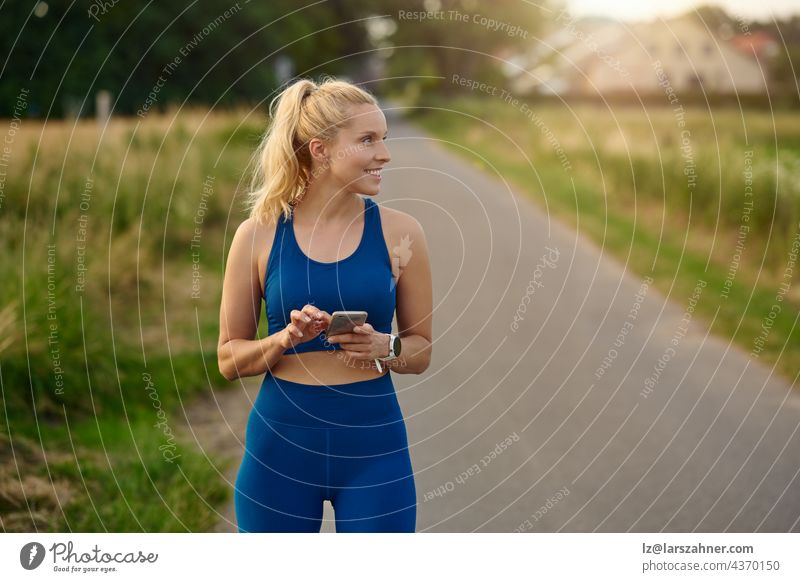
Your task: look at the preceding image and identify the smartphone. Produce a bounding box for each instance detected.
[326,310,367,336]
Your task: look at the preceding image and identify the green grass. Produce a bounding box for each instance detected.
[2,350,230,531]
[44,416,229,532]
[1,108,255,532]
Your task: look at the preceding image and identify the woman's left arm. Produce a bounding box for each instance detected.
[328,212,433,374]
[383,213,432,374]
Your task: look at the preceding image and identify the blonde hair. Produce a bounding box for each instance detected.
[246,76,379,226]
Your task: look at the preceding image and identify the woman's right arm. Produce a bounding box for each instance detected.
[217,218,332,381]
[217,218,290,381]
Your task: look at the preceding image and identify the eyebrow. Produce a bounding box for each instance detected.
[359,130,389,137]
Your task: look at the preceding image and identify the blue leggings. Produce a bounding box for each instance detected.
[234,371,417,532]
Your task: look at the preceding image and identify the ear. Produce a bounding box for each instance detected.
[308,137,330,164]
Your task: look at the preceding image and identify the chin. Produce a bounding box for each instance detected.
[357,179,380,195]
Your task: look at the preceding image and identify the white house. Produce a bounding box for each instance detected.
[506,13,768,96]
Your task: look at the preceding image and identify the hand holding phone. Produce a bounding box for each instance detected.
[325,311,387,373]
[325,310,368,336]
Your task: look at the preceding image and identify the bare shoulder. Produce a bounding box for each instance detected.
[231,215,279,297]
[377,204,426,241]
[232,215,278,250]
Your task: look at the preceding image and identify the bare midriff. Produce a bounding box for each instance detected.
[269,349,388,386]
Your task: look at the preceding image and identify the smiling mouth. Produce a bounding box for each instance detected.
[364,168,382,178]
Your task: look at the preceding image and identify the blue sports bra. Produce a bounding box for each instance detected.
[264,195,396,354]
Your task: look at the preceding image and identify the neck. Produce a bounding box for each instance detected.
[293,179,362,225]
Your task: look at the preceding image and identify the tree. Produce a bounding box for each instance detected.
[0,1,377,118]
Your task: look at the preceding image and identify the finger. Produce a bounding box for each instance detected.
[290,317,308,333]
[291,310,311,326]
[329,333,353,343]
[302,305,320,320]
[287,323,303,338]
[302,305,327,324]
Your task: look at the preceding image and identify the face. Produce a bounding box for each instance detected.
[309,103,391,195]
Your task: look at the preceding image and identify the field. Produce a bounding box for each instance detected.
[1,107,267,531]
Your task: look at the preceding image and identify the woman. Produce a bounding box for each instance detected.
[217,76,433,533]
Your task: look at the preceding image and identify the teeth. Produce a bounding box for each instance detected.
[364,169,381,175]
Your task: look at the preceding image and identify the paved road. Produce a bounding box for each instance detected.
[182,105,800,533]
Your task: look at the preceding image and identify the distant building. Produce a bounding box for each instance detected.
[506,13,769,97]
[731,30,780,60]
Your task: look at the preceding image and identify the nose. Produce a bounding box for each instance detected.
[375,139,391,164]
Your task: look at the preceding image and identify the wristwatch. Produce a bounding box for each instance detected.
[374,333,401,373]
[379,333,401,361]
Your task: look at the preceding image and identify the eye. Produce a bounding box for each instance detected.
[362,136,372,143]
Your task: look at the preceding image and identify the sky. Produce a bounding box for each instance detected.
[563,0,800,22]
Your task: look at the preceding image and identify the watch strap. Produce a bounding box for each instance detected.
[378,333,398,361]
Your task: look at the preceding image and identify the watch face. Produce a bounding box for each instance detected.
[393,336,401,357]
